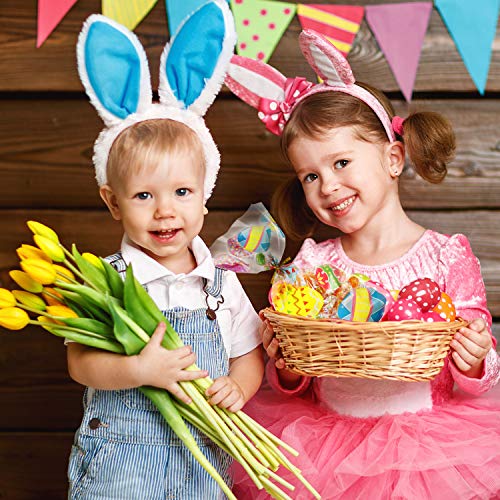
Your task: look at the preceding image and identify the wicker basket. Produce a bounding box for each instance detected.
[263,307,467,382]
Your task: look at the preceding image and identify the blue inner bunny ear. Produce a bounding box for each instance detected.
[85,21,141,119]
[166,2,224,108]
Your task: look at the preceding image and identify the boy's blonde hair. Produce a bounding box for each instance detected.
[106,119,205,186]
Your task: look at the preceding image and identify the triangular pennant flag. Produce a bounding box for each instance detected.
[37,0,78,47]
[435,0,499,95]
[103,0,158,30]
[297,4,364,57]
[365,2,432,101]
[231,0,297,62]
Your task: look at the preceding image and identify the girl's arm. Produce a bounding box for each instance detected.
[67,323,208,404]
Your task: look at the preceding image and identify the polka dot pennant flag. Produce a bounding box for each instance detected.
[296,4,364,57]
[102,0,159,30]
[230,0,297,63]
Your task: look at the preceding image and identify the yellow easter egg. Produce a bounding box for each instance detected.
[284,286,324,318]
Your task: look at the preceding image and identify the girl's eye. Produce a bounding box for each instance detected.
[176,188,189,197]
[334,159,349,170]
[135,192,151,200]
[303,173,318,183]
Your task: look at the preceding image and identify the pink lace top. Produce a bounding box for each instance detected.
[268,231,500,417]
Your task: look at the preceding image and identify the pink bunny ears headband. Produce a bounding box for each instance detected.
[225,29,402,142]
[77,0,236,201]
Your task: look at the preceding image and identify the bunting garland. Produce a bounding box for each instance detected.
[102,0,158,30]
[37,0,78,47]
[297,4,364,57]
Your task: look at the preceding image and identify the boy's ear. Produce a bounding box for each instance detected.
[99,185,122,220]
[386,141,405,178]
[203,206,208,215]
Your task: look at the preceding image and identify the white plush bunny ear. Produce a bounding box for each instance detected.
[299,29,355,87]
[159,0,236,116]
[77,14,152,127]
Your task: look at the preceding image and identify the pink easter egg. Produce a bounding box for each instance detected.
[421,311,446,323]
[385,298,424,321]
[399,278,441,312]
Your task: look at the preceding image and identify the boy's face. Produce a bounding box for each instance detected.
[100,149,206,274]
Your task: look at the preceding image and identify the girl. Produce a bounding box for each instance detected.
[68,6,263,499]
[225,30,500,499]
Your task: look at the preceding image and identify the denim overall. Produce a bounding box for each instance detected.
[68,253,231,499]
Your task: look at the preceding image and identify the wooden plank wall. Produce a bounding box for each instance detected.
[0,1,499,497]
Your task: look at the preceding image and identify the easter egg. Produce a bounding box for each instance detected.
[385,298,424,321]
[315,264,342,291]
[275,262,299,284]
[228,236,251,257]
[337,287,387,322]
[390,290,400,301]
[237,226,271,252]
[271,283,324,317]
[399,278,441,312]
[421,311,445,323]
[432,292,456,322]
[366,281,395,319]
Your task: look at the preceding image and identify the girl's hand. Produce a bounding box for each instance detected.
[259,313,285,369]
[206,376,245,412]
[136,323,209,404]
[450,318,492,378]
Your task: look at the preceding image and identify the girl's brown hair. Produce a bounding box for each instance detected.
[272,85,455,239]
[106,119,204,186]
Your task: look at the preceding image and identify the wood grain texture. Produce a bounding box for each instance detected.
[0,1,499,92]
[1,99,499,210]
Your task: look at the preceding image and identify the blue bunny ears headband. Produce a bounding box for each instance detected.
[77,0,236,201]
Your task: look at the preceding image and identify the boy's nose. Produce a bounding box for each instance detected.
[154,200,175,219]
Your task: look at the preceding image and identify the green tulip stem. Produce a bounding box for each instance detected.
[60,256,100,291]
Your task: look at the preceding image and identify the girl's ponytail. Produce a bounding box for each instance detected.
[401,111,456,183]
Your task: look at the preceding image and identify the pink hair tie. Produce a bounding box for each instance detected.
[392,116,405,136]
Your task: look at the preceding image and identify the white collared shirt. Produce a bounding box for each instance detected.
[120,235,262,358]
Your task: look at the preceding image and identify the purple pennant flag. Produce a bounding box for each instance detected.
[365,2,433,101]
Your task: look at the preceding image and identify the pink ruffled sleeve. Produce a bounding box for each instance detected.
[438,234,499,394]
[265,360,312,396]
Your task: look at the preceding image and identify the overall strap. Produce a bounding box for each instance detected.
[105,251,127,277]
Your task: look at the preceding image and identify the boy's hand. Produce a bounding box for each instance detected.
[260,313,285,369]
[136,323,208,404]
[451,318,492,378]
[206,376,245,412]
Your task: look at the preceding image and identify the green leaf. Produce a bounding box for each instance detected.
[57,317,114,338]
[57,289,111,325]
[72,244,111,294]
[100,258,124,301]
[49,327,125,354]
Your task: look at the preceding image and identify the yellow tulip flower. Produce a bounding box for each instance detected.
[82,252,105,271]
[12,290,46,311]
[0,307,30,330]
[20,259,57,285]
[37,315,57,332]
[46,305,78,318]
[27,220,59,243]
[9,270,44,294]
[42,287,64,307]
[17,244,52,263]
[34,235,65,263]
[0,288,16,308]
[53,264,75,283]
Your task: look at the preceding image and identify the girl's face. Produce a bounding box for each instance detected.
[100,149,206,274]
[288,126,403,235]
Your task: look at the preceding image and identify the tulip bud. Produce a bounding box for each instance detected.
[17,244,52,263]
[42,287,64,307]
[12,290,46,311]
[46,305,78,319]
[53,265,75,283]
[27,221,59,243]
[0,288,17,308]
[9,270,44,293]
[82,252,105,271]
[20,259,57,285]
[37,315,57,332]
[0,307,30,330]
[33,235,65,263]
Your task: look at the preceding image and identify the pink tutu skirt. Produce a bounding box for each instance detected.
[232,382,500,500]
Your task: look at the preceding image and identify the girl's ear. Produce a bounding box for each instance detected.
[158,0,236,116]
[77,14,152,126]
[386,141,406,178]
[99,185,122,220]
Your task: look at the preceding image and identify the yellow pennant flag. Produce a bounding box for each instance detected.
[102,0,158,30]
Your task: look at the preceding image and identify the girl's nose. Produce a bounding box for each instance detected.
[320,174,341,196]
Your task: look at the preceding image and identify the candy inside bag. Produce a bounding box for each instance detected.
[210,202,286,273]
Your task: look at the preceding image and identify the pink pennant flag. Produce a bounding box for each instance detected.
[37,0,78,47]
[365,2,433,101]
[297,4,364,57]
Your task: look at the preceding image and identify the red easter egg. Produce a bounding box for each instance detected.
[421,311,446,323]
[399,278,441,312]
[385,298,424,321]
[432,292,456,322]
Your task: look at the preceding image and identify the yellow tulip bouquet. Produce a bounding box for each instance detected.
[0,221,320,500]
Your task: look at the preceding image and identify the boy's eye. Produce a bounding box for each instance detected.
[334,159,349,170]
[303,173,318,183]
[176,188,190,197]
[135,192,151,200]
